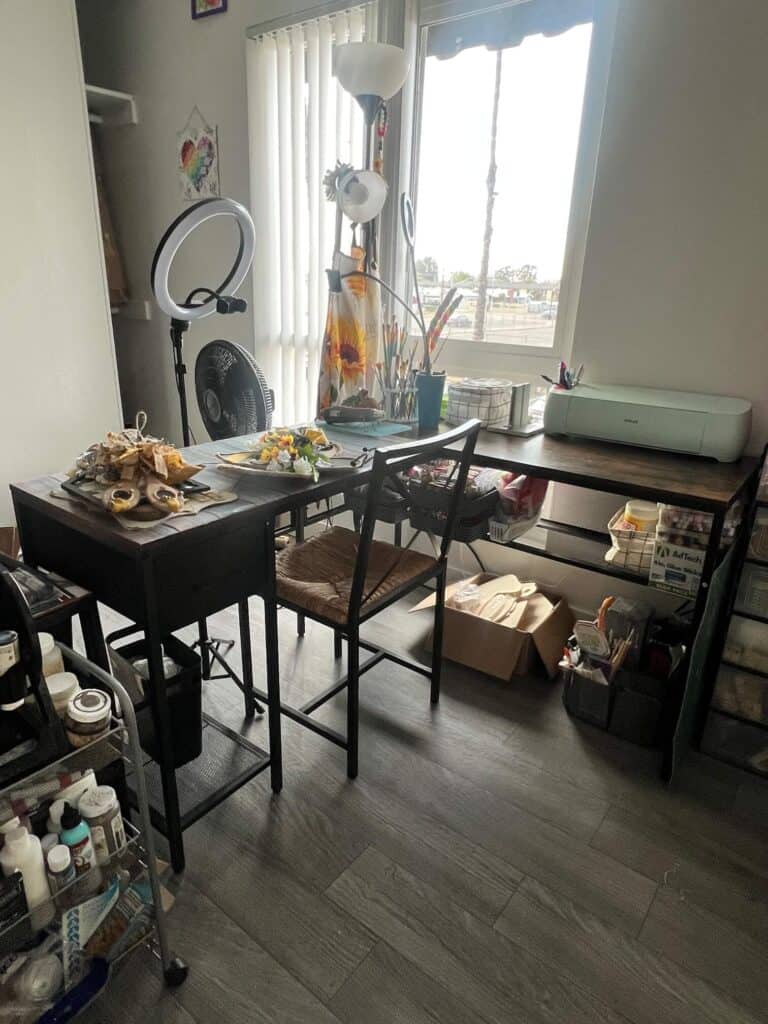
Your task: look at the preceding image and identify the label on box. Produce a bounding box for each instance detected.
[649,539,704,597]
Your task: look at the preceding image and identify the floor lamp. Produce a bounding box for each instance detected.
[334,42,409,268]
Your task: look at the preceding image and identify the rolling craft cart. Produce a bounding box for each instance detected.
[0,644,187,1021]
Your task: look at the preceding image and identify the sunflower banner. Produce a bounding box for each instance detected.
[317,247,381,414]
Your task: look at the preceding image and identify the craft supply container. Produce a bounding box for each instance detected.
[106,627,202,769]
[382,385,418,424]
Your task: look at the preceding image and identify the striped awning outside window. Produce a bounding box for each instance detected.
[426,0,594,59]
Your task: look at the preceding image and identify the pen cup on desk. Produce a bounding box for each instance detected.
[508,383,530,429]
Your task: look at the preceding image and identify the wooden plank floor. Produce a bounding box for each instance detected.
[81,594,768,1023]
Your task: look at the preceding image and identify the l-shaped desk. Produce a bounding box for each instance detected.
[11,428,759,871]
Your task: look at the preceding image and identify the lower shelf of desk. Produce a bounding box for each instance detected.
[481,517,657,587]
[128,714,270,835]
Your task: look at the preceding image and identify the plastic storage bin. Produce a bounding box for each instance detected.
[562,666,668,747]
[712,663,768,727]
[488,513,540,544]
[736,563,768,618]
[106,629,202,768]
[748,511,768,561]
[407,477,498,543]
[701,710,768,775]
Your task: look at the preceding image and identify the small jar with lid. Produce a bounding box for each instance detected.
[45,671,81,718]
[38,632,65,678]
[79,786,127,865]
[64,689,111,748]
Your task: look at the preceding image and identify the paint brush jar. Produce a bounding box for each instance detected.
[383,385,418,424]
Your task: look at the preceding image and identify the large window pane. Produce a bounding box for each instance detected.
[415,22,592,348]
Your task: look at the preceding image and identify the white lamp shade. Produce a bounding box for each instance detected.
[338,169,388,223]
[334,42,410,101]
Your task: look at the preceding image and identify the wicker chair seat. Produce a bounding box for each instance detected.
[276,526,436,625]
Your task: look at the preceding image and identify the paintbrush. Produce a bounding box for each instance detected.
[427,287,457,340]
[429,295,463,351]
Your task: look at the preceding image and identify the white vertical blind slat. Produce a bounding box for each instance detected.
[306,21,321,409]
[247,4,375,423]
[275,30,296,419]
[290,23,309,419]
[246,35,282,409]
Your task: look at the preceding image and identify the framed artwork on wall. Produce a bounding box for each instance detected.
[177,107,220,200]
[191,0,227,19]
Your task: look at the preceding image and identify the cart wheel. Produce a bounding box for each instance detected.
[164,957,189,987]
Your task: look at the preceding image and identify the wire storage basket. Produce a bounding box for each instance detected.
[605,509,655,575]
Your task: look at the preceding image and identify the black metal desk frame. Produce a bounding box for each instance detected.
[11,429,758,869]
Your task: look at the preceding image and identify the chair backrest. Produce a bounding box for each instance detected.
[348,419,482,622]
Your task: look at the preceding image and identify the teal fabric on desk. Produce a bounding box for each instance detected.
[318,421,411,437]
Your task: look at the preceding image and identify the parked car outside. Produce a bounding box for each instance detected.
[450,313,472,328]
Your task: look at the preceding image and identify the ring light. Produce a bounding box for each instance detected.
[150,197,256,321]
[150,196,257,447]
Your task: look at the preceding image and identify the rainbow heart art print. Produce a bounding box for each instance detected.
[177,117,220,200]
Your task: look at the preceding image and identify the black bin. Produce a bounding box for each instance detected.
[407,479,498,543]
[562,666,668,748]
[106,628,202,768]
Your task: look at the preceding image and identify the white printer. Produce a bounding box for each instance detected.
[543,383,751,462]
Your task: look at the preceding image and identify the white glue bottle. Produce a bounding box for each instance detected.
[0,827,53,930]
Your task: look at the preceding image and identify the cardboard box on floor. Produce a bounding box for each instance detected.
[411,574,574,681]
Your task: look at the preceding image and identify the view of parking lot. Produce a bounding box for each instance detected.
[419,282,559,347]
[414,24,592,350]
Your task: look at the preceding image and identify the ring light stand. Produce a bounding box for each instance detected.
[150,197,256,446]
[150,198,264,716]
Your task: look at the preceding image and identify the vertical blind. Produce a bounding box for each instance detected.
[246,4,377,423]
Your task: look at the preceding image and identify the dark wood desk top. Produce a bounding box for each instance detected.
[470,431,759,512]
[10,432,371,558]
[11,428,758,558]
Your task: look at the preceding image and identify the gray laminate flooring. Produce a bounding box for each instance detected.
[80,593,768,1024]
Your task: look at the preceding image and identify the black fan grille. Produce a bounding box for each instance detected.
[195,341,273,440]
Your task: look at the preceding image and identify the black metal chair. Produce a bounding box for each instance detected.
[271,419,481,778]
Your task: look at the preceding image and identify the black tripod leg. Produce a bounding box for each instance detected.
[198,619,211,679]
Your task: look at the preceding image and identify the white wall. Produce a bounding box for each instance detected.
[571,0,768,453]
[76,0,318,446]
[0,0,121,526]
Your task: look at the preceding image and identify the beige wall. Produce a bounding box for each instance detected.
[571,0,768,454]
[0,0,121,526]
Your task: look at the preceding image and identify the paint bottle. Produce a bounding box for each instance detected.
[46,844,76,900]
[45,799,66,837]
[40,834,59,858]
[59,803,97,876]
[59,803,101,897]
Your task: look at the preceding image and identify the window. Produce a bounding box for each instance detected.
[411,1,599,358]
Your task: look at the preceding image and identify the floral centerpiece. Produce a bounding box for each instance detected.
[248,427,335,480]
